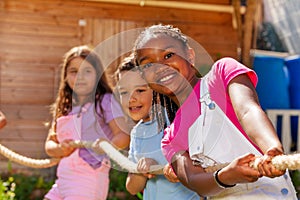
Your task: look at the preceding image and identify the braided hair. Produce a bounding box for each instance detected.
[132,24,186,123]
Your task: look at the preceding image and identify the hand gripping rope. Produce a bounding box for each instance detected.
[0,140,300,174]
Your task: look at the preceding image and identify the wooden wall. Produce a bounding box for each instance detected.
[0,0,239,173]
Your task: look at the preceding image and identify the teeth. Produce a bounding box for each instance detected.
[160,74,174,82]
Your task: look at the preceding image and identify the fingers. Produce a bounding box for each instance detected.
[163,164,180,183]
[253,155,285,178]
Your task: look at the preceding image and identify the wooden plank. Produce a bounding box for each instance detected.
[0,44,70,60]
[0,11,79,27]
[0,34,81,48]
[0,127,48,141]
[0,23,80,38]
[0,105,51,120]
[1,88,54,105]
[0,141,46,154]
[241,0,258,67]
[3,0,234,24]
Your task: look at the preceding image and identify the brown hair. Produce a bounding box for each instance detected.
[51,45,111,131]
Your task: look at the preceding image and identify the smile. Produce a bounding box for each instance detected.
[129,106,142,112]
[160,74,175,82]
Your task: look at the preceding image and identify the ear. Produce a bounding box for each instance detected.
[187,47,195,65]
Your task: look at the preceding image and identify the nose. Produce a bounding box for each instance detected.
[129,91,138,103]
[76,70,84,80]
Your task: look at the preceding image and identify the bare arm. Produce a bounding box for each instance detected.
[171,74,279,196]
[126,173,147,195]
[228,74,285,177]
[171,151,261,197]
[44,128,76,158]
[108,117,130,150]
[126,157,159,195]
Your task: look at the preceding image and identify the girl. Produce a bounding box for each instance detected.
[133,24,297,199]
[44,45,130,200]
[115,55,200,200]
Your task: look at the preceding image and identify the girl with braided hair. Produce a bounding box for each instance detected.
[133,24,297,199]
[44,45,130,200]
[115,54,200,200]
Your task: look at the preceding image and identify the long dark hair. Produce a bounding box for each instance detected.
[51,45,111,131]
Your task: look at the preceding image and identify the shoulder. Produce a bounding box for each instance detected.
[209,57,257,87]
[100,93,114,104]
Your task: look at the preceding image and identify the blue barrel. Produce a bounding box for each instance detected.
[253,55,290,110]
[285,55,300,146]
[285,55,300,108]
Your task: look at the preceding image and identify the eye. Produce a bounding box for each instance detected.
[85,69,92,73]
[136,89,147,93]
[164,52,174,60]
[119,91,128,96]
[68,69,77,75]
[141,62,153,70]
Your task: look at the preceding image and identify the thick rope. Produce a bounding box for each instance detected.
[0,143,60,168]
[0,141,299,174]
[0,140,163,173]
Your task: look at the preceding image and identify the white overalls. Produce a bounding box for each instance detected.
[188,77,297,200]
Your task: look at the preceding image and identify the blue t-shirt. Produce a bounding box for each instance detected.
[128,119,200,200]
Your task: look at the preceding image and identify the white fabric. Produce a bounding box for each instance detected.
[188,77,297,199]
[188,77,261,168]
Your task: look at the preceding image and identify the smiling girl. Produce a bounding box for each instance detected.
[44,45,130,200]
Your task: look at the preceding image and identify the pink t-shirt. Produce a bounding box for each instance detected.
[161,57,258,163]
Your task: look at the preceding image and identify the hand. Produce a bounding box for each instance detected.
[0,111,7,129]
[255,147,285,178]
[92,138,108,154]
[219,153,262,186]
[137,157,158,179]
[59,139,76,157]
[163,163,180,183]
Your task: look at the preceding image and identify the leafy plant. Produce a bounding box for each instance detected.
[0,170,54,200]
[0,176,15,200]
[290,170,300,198]
[108,167,141,200]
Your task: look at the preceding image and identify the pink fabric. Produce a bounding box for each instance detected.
[45,93,124,199]
[162,57,258,163]
[45,153,110,200]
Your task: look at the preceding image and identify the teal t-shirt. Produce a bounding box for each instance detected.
[128,119,200,200]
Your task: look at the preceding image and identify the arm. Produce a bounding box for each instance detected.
[170,75,269,196]
[108,116,130,150]
[0,111,7,129]
[126,173,147,195]
[126,157,157,195]
[228,74,285,177]
[45,128,76,158]
[171,151,261,197]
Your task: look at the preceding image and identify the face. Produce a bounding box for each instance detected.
[136,35,196,104]
[117,70,153,122]
[66,57,97,103]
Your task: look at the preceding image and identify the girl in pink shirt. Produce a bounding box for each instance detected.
[44,45,130,200]
[133,24,297,199]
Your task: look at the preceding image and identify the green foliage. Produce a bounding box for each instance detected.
[0,173,54,200]
[0,176,15,200]
[108,168,130,200]
[108,167,141,200]
[290,170,300,198]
